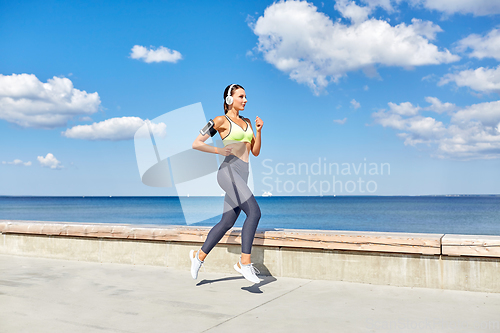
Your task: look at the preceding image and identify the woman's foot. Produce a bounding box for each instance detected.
[190,250,204,279]
[234,258,260,284]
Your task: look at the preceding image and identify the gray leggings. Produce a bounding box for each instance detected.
[201,154,261,255]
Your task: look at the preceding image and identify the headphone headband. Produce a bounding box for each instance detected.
[225,84,236,105]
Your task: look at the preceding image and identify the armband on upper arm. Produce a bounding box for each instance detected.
[200,119,217,137]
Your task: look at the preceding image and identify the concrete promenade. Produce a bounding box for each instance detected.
[1,254,499,333]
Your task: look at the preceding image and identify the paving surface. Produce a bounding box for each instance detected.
[0,254,499,333]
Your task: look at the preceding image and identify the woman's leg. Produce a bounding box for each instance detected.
[238,193,261,265]
[219,157,261,261]
[199,194,241,257]
[198,156,261,263]
[239,193,261,255]
[199,157,243,258]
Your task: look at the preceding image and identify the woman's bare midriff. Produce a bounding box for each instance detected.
[226,142,251,162]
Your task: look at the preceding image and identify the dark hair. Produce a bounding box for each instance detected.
[223,84,244,114]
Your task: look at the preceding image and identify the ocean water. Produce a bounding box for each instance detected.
[0,196,499,236]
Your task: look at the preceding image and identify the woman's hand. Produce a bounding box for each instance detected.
[217,146,233,156]
[255,116,263,132]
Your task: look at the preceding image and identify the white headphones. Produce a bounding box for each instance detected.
[225,84,236,105]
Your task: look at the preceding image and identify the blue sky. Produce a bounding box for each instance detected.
[1,0,500,196]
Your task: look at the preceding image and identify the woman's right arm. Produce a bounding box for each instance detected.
[192,116,232,156]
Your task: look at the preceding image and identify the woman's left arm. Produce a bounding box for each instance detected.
[248,116,263,156]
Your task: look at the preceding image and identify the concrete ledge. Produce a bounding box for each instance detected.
[442,234,500,257]
[256,229,442,255]
[1,220,500,293]
[0,220,443,255]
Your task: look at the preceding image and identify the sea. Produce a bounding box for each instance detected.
[0,196,499,236]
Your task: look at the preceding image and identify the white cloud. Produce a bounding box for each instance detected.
[439,66,500,95]
[2,159,31,166]
[421,74,436,82]
[437,122,500,160]
[407,0,500,16]
[361,0,395,12]
[388,101,420,116]
[362,0,400,13]
[62,116,167,141]
[0,74,101,129]
[250,1,458,94]
[451,100,500,127]
[350,99,361,109]
[130,45,182,63]
[405,116,447,141]
[408,18,443,41]
[457,28,500,61]
[37,153,62,169]
[372,110,407,130]
[361,0,500,16]
[333,117,347,124]
[373,98,500,159]
[424,96,458,114]
[335,0,372,24]
[373,108,447,146]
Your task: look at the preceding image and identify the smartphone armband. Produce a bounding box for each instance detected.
[200,119,217,137]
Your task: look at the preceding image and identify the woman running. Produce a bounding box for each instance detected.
[190,84,263,283]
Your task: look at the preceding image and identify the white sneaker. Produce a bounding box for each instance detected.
[234,259,261,284]
[190,250,204,279]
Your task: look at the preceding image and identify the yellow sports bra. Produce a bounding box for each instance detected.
[222,115,253,146]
